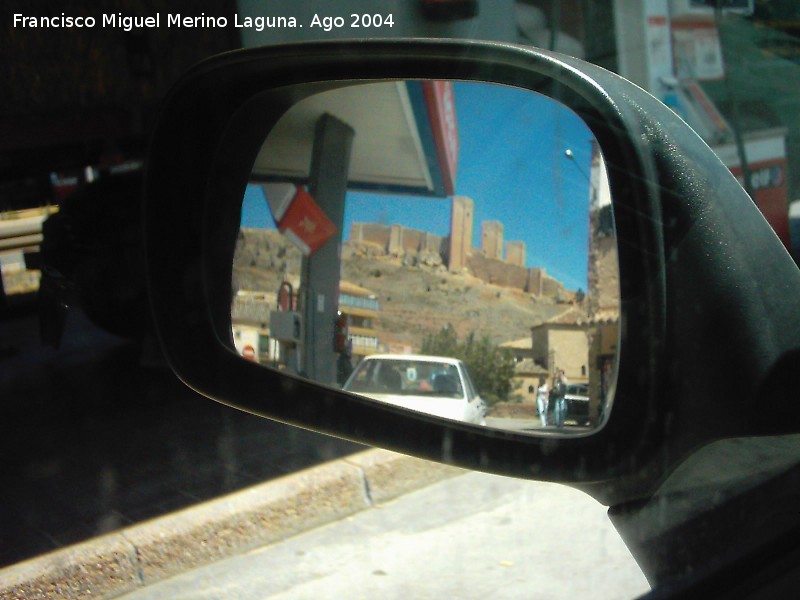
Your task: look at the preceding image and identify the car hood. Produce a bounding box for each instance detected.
[353,392,470,422]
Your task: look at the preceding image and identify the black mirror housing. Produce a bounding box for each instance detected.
[143,39,800,506]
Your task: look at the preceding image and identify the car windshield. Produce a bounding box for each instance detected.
[3,2,800,599]
[345,358,466,399]
[565,383,588,396]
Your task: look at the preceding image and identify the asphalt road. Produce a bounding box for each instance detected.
[120,471,651,600]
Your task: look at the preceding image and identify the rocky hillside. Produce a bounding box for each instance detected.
[233,228,573,348]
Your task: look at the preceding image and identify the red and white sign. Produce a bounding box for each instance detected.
[672,21,725,80]
[714,131,790,249]
[644,10,673,93]
[262,183,337,256]
[422,81,459,196]
[730,159,790,249]
[242,345,256,361]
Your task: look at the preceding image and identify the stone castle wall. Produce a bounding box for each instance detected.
[467,253,529,289]
[350,223,443,255]
[350,222,566,297]
[350,223,391,249]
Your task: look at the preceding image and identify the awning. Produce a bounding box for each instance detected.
[249,81,457,198]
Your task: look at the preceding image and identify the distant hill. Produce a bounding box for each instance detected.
[233,228,574,348]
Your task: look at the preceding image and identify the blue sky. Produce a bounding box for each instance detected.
[242,81,595,290]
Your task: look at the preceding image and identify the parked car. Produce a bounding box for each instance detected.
[343,354,487,425]
[563,383,590,427]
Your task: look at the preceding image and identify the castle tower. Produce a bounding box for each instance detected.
[448,196,474,271]
[481,221,504,260]
[505,240,526,267]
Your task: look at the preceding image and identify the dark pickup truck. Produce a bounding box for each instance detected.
[563,383,590,426]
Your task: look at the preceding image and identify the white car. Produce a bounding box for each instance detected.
[343,354,487,425]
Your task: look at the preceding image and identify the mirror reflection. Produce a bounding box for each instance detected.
[231,81,619,435]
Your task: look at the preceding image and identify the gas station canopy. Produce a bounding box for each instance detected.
[249,81,458,198]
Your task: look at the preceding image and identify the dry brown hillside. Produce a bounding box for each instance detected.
[233,228,573,349]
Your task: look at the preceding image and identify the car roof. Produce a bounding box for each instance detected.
[360,354,463,365]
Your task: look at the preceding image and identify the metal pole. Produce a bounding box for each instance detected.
[301,113,355,385]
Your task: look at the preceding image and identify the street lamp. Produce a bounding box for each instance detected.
[564,148,596,204]
[564,148,589,181]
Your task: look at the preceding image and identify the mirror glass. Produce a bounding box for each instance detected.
[231,81,619,435]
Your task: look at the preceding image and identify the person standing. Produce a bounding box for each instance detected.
[552,369,569,427]
[336,340,354,386]
[536,377,549,427]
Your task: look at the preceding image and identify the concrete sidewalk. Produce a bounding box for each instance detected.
[118,471,650,599]
[0,449,463,600]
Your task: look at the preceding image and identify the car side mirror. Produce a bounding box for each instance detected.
[143,39,800,506]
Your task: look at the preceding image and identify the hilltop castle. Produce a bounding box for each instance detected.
[349,195,569,300]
